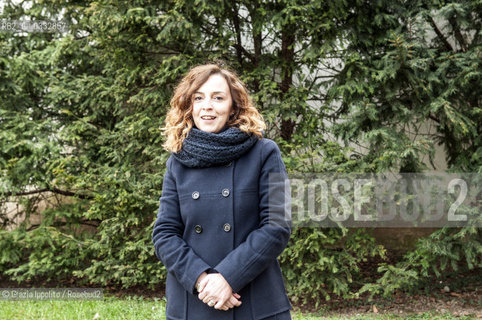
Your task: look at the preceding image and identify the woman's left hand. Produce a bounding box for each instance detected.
[197,273,240,310]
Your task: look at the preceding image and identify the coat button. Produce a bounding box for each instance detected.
[192,191,200,199]
[223,223,231,232]
[195,225,203,234]
[222,188,230,197]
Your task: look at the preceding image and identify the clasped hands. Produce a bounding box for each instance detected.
[196,272,242,311]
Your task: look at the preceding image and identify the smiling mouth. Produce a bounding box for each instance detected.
[201,115,216,120]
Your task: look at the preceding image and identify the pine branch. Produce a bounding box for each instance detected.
[26,219,100,232]
[2,188,93,200]
[429,113,441,124]
[230,0,244,66]
[429,17,454,52]
[449,15,468,52]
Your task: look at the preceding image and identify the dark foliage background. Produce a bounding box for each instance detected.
[0,0,480,305]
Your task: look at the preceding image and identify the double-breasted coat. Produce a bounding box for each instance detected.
[152,138,292,320]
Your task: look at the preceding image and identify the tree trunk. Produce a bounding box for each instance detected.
[280,27,295,141]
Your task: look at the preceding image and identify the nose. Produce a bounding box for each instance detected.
[201,100,213,110]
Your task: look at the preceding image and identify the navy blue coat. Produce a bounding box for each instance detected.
[152,138,292,320]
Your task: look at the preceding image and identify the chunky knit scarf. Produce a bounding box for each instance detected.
[173,127,258,168]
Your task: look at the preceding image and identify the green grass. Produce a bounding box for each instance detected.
[295,316,476,320]
[0,294,477,319]
[0,295,165,320]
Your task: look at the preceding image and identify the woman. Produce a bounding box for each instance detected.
[152,64,292,320]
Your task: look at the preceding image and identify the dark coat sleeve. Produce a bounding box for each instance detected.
[214,140,291,293]
[151,156,211,294]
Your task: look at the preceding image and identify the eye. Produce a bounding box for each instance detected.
[193,96,203,101]
[214,95,224,101]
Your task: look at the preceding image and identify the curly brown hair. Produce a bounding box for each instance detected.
[162,64,266,152]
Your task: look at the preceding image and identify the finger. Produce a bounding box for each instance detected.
[198,291,207,301]
[203,296,213,304]
[198,280,213,300]
[197,277,209,294]
[232,293,241,299]
[229,295,242,307]
[214,296,229,310]
[224,299,234,307]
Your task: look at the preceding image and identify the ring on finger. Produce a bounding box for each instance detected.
[208,300,215,307]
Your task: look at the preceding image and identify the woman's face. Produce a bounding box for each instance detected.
[192,74,233,133]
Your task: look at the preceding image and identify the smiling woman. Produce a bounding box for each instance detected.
[191,74,233,134]
[152,63,292,320]
[162,64,265,154]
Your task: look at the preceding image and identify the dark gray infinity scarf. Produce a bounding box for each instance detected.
[173,127,258,168]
